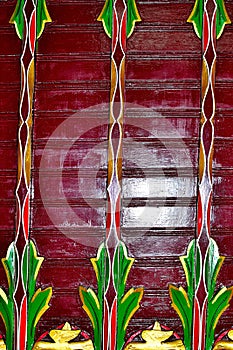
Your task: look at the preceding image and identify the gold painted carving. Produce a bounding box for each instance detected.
[33,323,94,350]
[213,330,233,350]
[124,322,185,350]
[0,339,6,350]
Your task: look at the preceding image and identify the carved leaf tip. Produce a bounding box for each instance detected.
[187,0,231,39]
[9,0,52,40]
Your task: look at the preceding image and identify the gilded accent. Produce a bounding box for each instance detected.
[33,323,94,350]
[124,322,185,350]
[213,330,233,350]
[0,340,6,350]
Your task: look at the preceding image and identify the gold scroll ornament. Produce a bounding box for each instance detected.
[213,330,233,350]
[124,322,185,350]
[33,322,94,350]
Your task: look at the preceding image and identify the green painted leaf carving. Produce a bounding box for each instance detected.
[97,0,113,38]
[180,239,201,301]
[127,0,141,38]
[2,243,17,297]
[215,0,231,39]
[27,287,52,350]
[0,243,16,350]
[169,239,201,350]
[22,241,52,350]
[10,0,51,40]
[206,287,233,350]
[117,288,143,350]
[9,0,25,39]
[22,241,44,300]
[91,243,110,301]
[79,287,102,350]
[204,238,233,350]
[113,241,134,299]
[80,243,109,350]
[36,0,52,39]
[187,0,203,39]
[169,285,192,350]
[188,0,230,39]
[113,241,143,350]
[205,238,224,300]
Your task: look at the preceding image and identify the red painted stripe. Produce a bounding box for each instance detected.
[115,194,121,239]
[120,10,127,52]
[193,297,200,350]
[110,298,117,350]
[207,193,212,234]
[23,193,29,240]
[197,192,203,236]
[112,9,118,51]
[201,298,207,350]
[103,299,109,350]
[203,11,209,52]
[30,10,36,54]
[20,296,27,350]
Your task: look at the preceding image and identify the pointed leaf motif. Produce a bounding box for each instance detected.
[188,0,230,39]
[79,287,102,350]
[204,238,233,350]
[80,244,109,350]
[187,0,203,39]
[205,238,224,300]
[113,241,134,299]
[169,285,192,350]
[9,0,25,39]
[27,287,52,350]
[10,0,51,40]
[127,0,141,38]
[113,242,143,350]
[1,243,16,350]
[23,241,52,350]
[215,0,231,39]
[169,239,201,350]
[97,0,113,38]
[22,241,44,300]
[118,288,143,350]
[2,243,17,297]
[180,239,200,301]
[36,0,52,39]
[206,287,233,350]
[91,243,110,299]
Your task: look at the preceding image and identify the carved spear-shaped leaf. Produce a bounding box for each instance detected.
[80,243,110,350]
[97,0,113,38]
[36,0,52,39]
[188,0,230,39]
[10,0,52,40]
[169,239,201,350]
[126,0,141,38]
[22,241,52,350]
[215,0,231,39]
[205,238,233,350]
[0,243,17,350]
[113,242,143,350]
[98,0,141,38]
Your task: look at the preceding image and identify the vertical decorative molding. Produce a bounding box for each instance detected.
[5,1,52,349]
[80,1,142,350]
[170,2,232,350]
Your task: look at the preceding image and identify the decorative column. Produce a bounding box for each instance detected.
[0,1,53,349]
[169,1,233,350]
[79,1,143,350]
